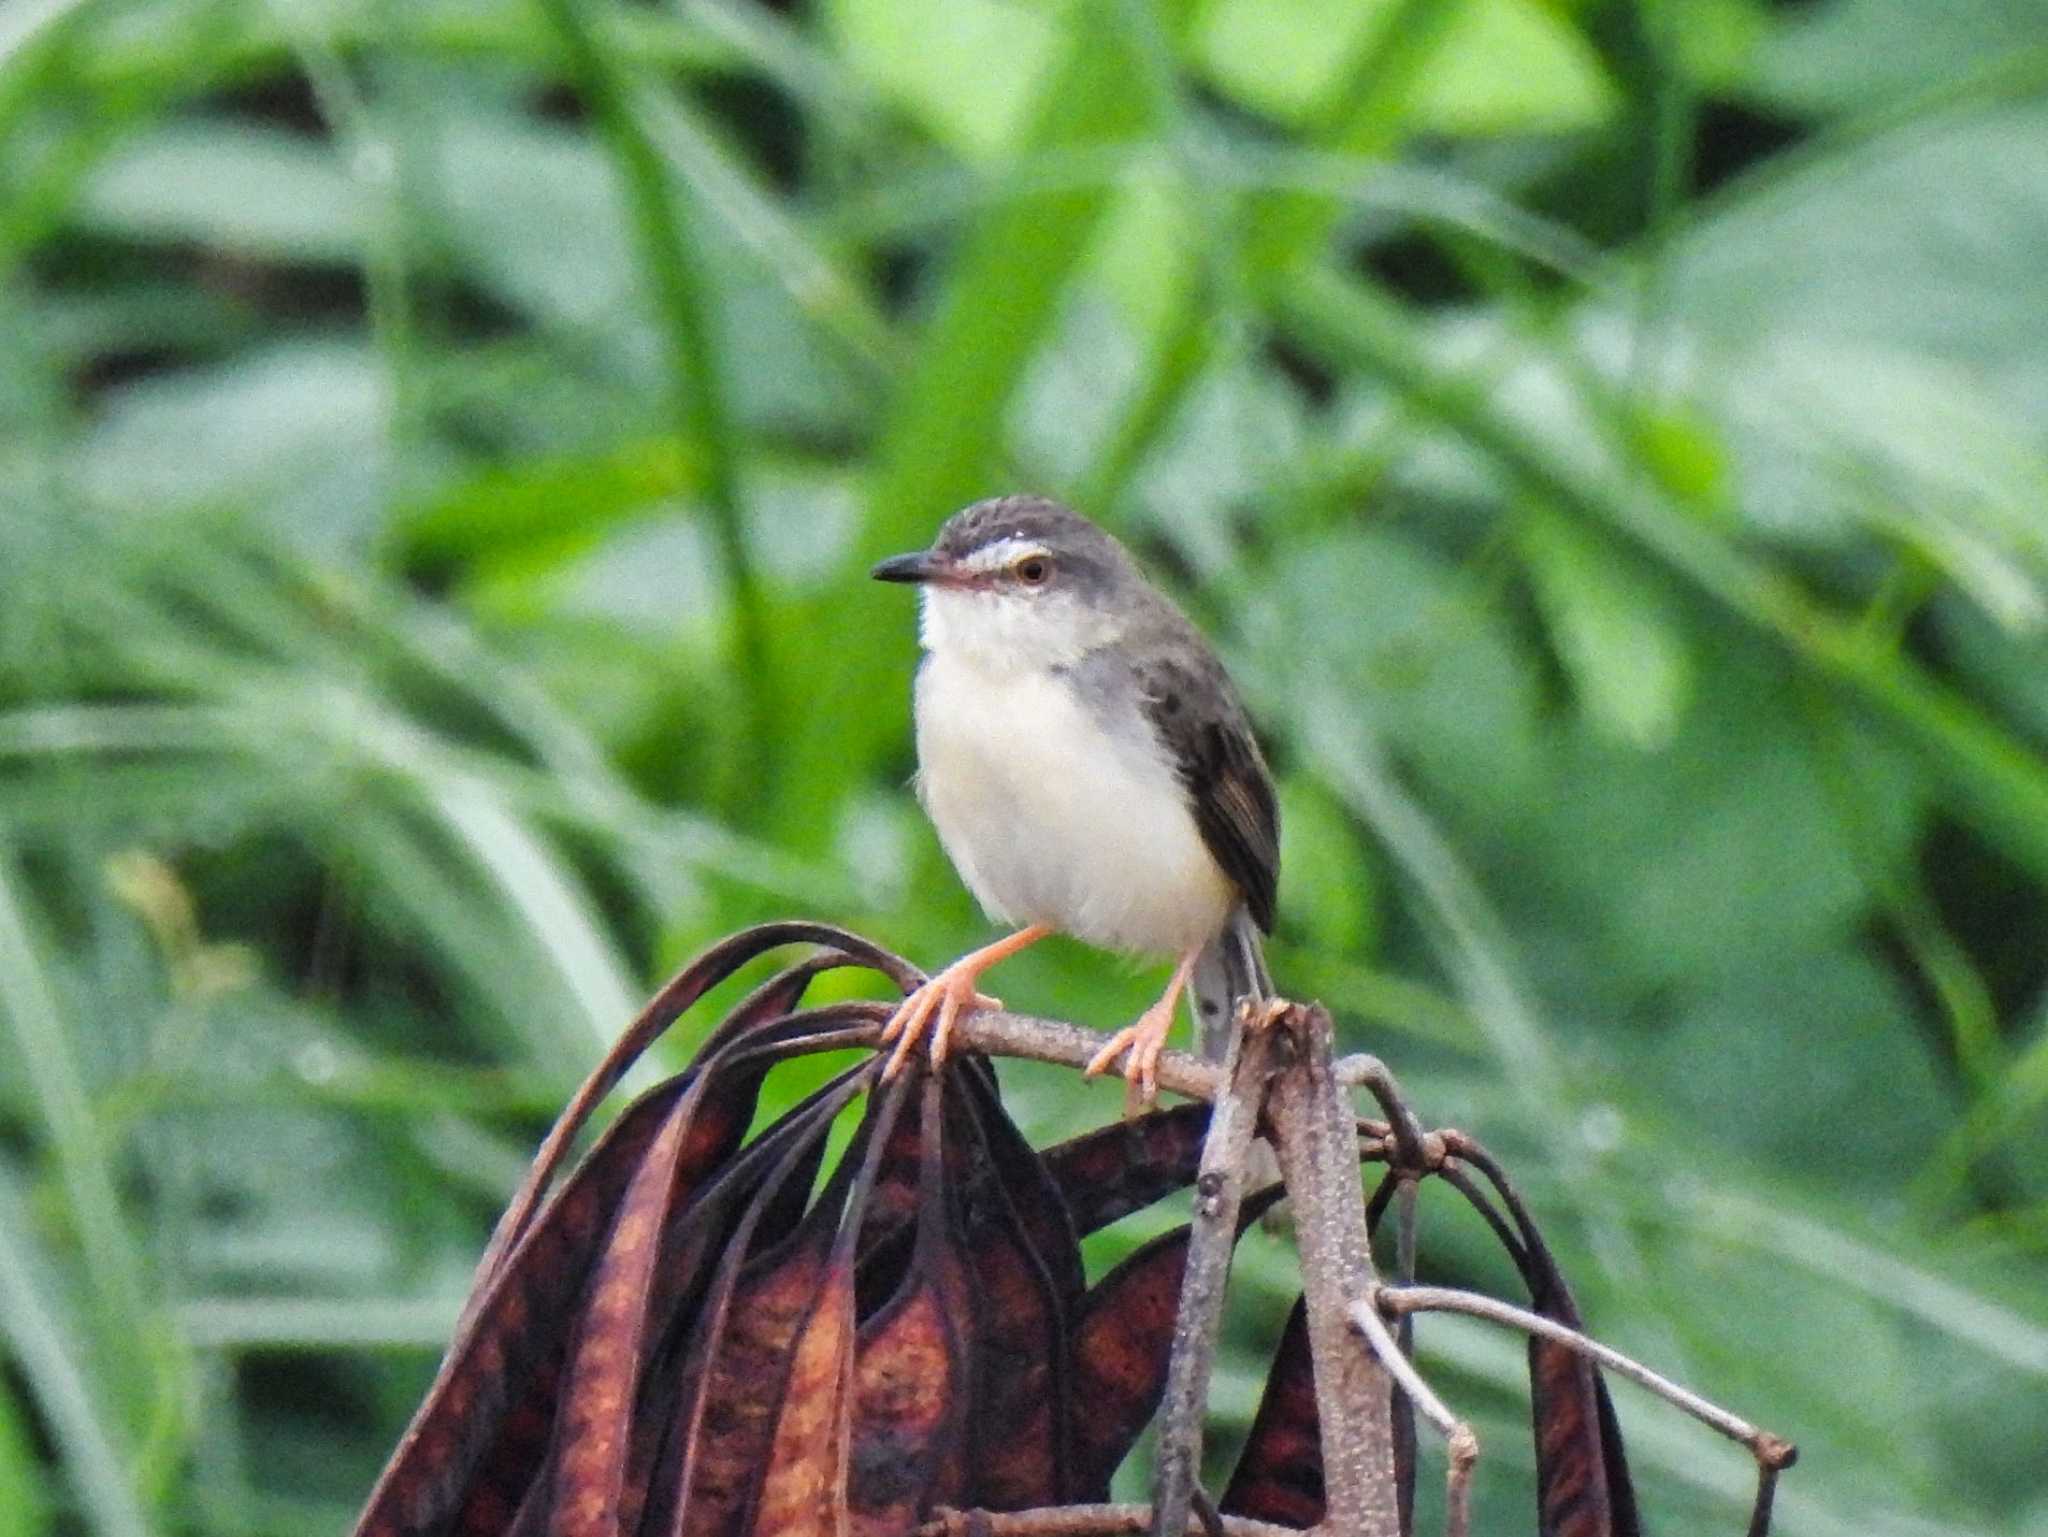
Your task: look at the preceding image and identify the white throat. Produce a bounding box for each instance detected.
[918,585,1104,678]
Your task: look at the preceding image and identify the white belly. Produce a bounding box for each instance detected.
[913,652,1232,955]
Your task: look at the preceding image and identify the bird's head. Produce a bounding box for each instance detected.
[872,495,1140,676]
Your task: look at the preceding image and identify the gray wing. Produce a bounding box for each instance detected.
[1127,643,1280,933]
[1066,623,1279,1061]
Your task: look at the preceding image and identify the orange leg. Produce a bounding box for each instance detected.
[1085,946,1201,1114]
[880,924,1053,1079]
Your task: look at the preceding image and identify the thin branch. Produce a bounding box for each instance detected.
[1333,1053,1430,1171]
[734,1002,1219,1097]
[1150,1013,1279,1536]
[916,1504,1302,1537]
[1436,1132,1554,1272]
[1392,1175,1421,1535]
[1265,1004,1403,1536]
[1369,1285,1798,1471]
[944,1009,1228,1102]
[1349,1280,1478,1537]
[874,1009,1453,1135]
[1365,1167,1400,1236]
[1747,1462,1784,1537]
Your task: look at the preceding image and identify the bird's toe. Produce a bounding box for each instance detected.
[1083,1026,1135,1080]
[880,983,941,1079]
[1123,1037,1165,1115]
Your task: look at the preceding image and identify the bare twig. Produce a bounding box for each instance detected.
[1748,1463,1783,1537]
[1150,1012,1279,1536]
[1348,1281,1479,1537]
[1369,1285,1798,1472]
[946,1009,1225,1102]
[1365,1167,1400,1235]
[1333,1053,1429,1172]
[1436,1132,1555,1279]
[1265,1004,1403,1536]
[1392,1175,1420,1534]
[916,1504,1303,1537]
[1334,1053,1381,1086]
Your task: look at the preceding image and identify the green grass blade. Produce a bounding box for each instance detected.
[541,0,768,795]
[0,851,164,1418]
[0,1171,155,1537]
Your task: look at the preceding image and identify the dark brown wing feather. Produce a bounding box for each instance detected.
[1126,646,1280,934]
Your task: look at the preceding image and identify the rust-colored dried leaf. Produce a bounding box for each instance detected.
[682,1231,834,1537]
[851,1075,929,1306]
[735,1077,927,1537]
[665,1080,875,1537]
[661,1076,901,1537]
[355,930,912,1537]
[746,1256,860,1537]
[850,1281,959,1535]
[1065,1183,1287,1502]
[1041,1103,1211,1236]
[1524,1267,1637,1537]
[957,1068,1083,1310]
[548,1088,710,1537]
[946,1083,1072,1509]
[1222,1298,1323,1529]
[355,1075,695,1537]
[657,1070,861,1327]
[502,1465,550,1537]
[475,928,902,1297]
[850,1078,972,1535]
[1453,1140,1639,1537]
[1531,1336,1624,1537]
[451,1358,560,1535]
[1066,1225,1194,1499]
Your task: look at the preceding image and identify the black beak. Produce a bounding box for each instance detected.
[870,550,948,584]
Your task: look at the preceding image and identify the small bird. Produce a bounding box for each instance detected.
[871,495,1278,1108]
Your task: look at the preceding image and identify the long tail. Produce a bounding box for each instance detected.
[1189,905,1270,1061]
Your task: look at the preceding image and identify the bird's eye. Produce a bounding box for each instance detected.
[1014,555,1052,587]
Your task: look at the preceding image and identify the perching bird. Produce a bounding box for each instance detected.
[871,495,1277,1108]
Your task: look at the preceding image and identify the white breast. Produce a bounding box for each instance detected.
[913,649,1233,956]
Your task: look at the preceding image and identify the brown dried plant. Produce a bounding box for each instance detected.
[352,922,1794,1537]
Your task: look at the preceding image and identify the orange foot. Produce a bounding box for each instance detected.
[879,962,1001,1079]
[878,924,1051,1079]
[1084,946,1202,1114]
[1084,997,1178,1114]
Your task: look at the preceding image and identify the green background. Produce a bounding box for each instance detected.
[4,0,2048,1532]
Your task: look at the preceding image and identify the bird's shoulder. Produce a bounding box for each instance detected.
[1062,613,1280,932]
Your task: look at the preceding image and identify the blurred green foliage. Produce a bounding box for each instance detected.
[3,0,2048,1532]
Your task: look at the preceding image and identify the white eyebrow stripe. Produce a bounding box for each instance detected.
[963,536,1049,572]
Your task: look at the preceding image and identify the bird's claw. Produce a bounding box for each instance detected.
[1084,1005,1174,1115]
[878,967,1001,1081]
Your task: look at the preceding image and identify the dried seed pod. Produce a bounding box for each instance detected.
[356,925,1734,1537]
